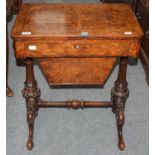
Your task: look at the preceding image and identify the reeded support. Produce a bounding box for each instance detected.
[23,58,40,150]
[38,99,113,109]
[111,57,129,151]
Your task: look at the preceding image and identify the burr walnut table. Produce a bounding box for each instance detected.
[12,3,143,150]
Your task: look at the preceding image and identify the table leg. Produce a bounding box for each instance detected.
[111,57,129,150]
[6,22,14,97]
[23,58,40,150]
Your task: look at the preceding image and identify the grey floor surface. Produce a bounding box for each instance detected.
[6,0,149,155]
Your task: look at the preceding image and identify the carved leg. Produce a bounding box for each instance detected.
[111,57,129,150]
[23,58,40,150]
[6,21,14,97]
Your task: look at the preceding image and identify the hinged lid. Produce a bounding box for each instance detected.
[12,3,143,40]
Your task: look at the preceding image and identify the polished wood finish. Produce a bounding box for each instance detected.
[111,57,129,150]
[23,58,40,150]
[12,3,143,40]
[12,3,143,150]
[12,4,142,59]
[14,39,140,58]
[39,100,113,109]
[6,0,22,96]
[101,0,149,84]
[38,58,116,86]
[100,0,137,14]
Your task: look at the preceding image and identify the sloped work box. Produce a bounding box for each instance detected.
[38,58,116,86]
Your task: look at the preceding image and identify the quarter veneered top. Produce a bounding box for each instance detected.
[12,3,143,40]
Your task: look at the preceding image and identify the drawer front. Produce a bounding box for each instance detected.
[14,40,140,58]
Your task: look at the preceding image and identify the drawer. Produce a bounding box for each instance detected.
[14,39,140,58]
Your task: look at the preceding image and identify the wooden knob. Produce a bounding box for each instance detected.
[74,44,81,50]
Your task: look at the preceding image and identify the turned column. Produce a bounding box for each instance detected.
[111,57,129,150]
[22,58,40,150]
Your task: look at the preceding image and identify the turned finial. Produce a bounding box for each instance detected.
[67,100,84,109]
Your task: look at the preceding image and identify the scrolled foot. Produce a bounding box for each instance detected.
[6,86,14,97]
[118,138,125,151]
[116,112,125,151]
[26,110,34,150]
[27,139,34,150]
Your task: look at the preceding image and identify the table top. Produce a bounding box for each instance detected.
[12,3,143,40]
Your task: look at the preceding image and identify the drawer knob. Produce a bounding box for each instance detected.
[74,44,81,50]
[28,45,37,51]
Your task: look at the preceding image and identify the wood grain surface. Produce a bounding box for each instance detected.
[11,3,144,150]
[14,39,140,58]
[12,3,143,40]
[38,58,116,86]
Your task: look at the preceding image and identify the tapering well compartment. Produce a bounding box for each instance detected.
[38,58,116,86]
